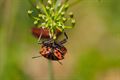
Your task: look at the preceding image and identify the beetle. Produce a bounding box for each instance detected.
[32,32,68,64]
[32,27,61,39]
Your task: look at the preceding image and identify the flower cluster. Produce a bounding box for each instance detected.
[28,0,75,38]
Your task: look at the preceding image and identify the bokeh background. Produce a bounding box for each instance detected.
[0,0,120,80]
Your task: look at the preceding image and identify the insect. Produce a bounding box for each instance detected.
[32,32,68,64]
[32,27,61,39]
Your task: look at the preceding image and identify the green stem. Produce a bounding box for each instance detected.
[48,60,54,80]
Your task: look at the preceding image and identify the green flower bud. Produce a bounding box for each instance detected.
[45,23,49,27]
[61,12,65,16]
[48,0,52,5]
[38,14,41,17]
[45,18,49,22]
[50,7,54,11]
[56,18,60,22]
[63,17,67,22]
[34,20,38,24]
[58,3,62,7]
[41,23,46,26]
[53,22,56,26]
[27,10,33,14]
[71,19,75,26]
[62,25,65,29]
[58,22,62,27]
[64,4,69,11]
[46,6,50,10]
[42,15,46,19]
[36,5,40,9]
[51,13,55,17]
[69,12,74,18]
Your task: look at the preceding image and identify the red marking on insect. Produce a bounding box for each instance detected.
[54,49,64,60]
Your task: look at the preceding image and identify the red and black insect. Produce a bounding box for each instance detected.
[32,27,61,38]
[33,32,68,64]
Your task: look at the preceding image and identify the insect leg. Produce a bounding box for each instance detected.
[57,61,63,65]
[64,32,68,39]
[59,32,68,44]
[37,31,43,44]
[32,55,42,59]
[43,38,53,44]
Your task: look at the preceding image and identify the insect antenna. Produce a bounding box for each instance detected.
[57,61,63,65]
[59,32,68,44]
[64,32,68,39]
[32,56,42,59]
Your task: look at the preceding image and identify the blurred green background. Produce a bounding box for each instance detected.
[0,0,120,80]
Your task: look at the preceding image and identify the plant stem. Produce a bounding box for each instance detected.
[48,60,54,80]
